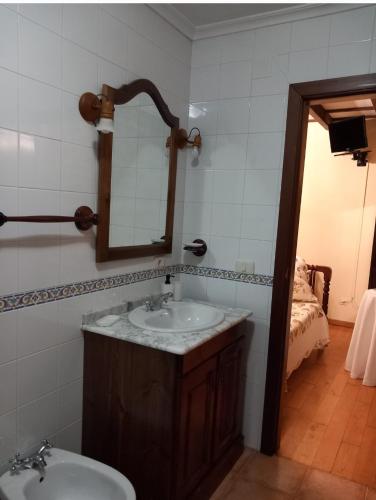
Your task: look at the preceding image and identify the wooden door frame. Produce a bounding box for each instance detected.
[260,73,376,455]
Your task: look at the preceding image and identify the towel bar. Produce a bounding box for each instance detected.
[0,206,98,232]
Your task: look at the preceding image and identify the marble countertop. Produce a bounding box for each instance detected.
[82,300,252,355]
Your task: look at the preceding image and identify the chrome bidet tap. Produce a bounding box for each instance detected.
[9,439,53,475]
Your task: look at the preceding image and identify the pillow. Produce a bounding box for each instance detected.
[293,276,318,303]
[295,256,309,283]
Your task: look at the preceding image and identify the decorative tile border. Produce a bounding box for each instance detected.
[0,265,180,314]
[0,264,273,314]
[180,265,274,287]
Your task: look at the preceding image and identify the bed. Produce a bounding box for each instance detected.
[286,258,332,379]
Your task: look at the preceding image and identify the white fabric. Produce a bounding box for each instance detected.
[287,314,330,379]
[345,289,376,386]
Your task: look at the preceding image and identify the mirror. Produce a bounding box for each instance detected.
[110,93,170,248]
[92,80,179,262]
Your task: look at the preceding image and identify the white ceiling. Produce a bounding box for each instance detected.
[171,3,303,27]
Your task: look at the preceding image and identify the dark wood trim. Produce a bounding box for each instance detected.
[0,206,98,232]
[260,84,309,455]
[307,264,332,316]
[312,91,376,106]
[261,73,376,456]
[95,79,179,262]
[96,133,112,262]
[103,79,179,129]
[330,106,374,113]
[328,319,354,328]
[310,104,332,129]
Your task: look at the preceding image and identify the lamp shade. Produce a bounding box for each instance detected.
[192,145,199,160]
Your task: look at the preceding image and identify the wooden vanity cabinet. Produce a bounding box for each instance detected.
[82,321,247,500]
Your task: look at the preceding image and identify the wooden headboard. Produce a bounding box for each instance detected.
[307,264,332,315]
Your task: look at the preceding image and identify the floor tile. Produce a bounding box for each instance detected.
[238,454,306,495]
[210,448,256,499]
[295,469,366,500]
[231,448,256,474]
[221,479,291,500]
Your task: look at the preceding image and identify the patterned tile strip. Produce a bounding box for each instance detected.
[180,265,273,287]
[0,265,180,313]
[0,264,273,313]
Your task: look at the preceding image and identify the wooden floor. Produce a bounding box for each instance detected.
[279,325,376,488]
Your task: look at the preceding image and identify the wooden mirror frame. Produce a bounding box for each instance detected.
[95,79,179,262]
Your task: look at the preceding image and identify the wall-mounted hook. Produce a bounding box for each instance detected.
[183,239,207,257]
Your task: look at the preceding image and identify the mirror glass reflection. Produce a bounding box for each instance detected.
[109,93,170,247]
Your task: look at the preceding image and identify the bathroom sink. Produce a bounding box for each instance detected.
[0,448,136,500]
[128,301,225,333]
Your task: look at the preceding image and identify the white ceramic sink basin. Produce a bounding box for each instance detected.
[0,448,136,500]
[128,301,225,333]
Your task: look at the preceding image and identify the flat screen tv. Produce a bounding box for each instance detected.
[329,116,368,153]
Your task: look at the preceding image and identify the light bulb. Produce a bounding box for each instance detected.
[96,117,114,134]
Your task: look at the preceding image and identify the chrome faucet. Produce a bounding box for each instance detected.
[9,439,53,476]
[144,292,173,311]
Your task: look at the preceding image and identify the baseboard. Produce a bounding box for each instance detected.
[328,318,354,329]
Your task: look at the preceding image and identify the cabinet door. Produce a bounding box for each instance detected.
[212,337,245,461]
[177,356,217,497]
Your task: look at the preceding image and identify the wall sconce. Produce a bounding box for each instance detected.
[166,127,202,161]
[79,93,114,134]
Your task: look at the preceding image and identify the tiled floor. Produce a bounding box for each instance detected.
[210,324,376,499]
[210,449,374,499]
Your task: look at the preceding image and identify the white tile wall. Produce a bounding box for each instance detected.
[0,3,190,470]
[0,67,18,131]
[183,4,376,449]
[290,16,331,51]
[328,41,372,78]
[0,6,18,72]
[19,17,62,87]
[0,129,18,186]
[18,3,62,33]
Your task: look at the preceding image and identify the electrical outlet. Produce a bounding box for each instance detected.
[235,260,247,273]
[245,261,255,274]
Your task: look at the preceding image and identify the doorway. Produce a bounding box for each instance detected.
[260,73,376,457]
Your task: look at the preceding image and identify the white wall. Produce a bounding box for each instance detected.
[0,3,191,470]
[182,5,376,449]
[297,121,376,323]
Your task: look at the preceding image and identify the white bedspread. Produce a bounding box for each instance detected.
[346,289,376,386]
[287,301,330,379]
